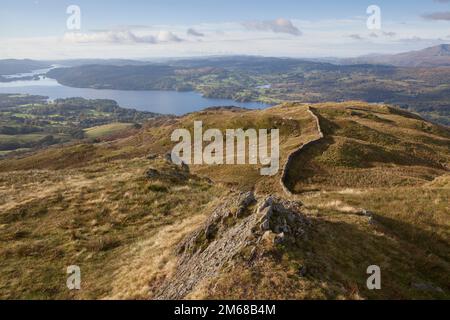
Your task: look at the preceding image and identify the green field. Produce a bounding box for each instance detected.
[0,133,48,144]
[84,123,136,139]
[0,95,158,155]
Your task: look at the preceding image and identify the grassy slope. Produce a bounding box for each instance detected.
[0,102,448,299]
[285,102,449,191]
[187,103,450,300]
[0,157,227,299]
[84,123,136,139]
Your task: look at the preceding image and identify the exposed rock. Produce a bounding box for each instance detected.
[260,219,270,231]
[146,168,161,179]
[146,153,158,160]
[164,152,190,173]
[235,193,256,217]
[181,162,190,173]
[274,232,286,244]
[298,265,307,277]
[357,209,376,225]
[154,193,309,300]
[164,153,172,162]
[360,209,374,217]
[204,224,216,240]
[261,231,273,243]
[145,160,190,182]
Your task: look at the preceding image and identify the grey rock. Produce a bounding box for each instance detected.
[181,162,190,172]
[360,209,374,217]
[146,168,160,179]
[155,193,309,300]
[204,224,216,240]
[298,265,307,277]
[164,153,172,162]
[146,153,158,160]
[235,192,256,217]
[287,212,297,223]
[260,219,270,231]
[274,232,286,245]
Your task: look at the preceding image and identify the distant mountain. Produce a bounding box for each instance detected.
[46,59,153,67]
[45,56,450,125]
[0,59,51,75]
[343,44,450,67]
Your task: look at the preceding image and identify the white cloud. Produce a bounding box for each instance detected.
[348,34,364,40]
[242,18,302,36]
[63,31,155,44]
[383,31,396,37]
[1,18,449,60]
[396,36,445,44]
[62,30,182,44]
[187,28,205,37]
[156,30,183,42]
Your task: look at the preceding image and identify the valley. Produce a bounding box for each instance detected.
[44,51,450,125]
[2,0,450,306]
[0,94,159,156]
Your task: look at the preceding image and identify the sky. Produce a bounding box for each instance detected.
[1,0,450,60]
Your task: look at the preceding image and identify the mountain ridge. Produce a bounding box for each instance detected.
[0,101,448,299]
[342,44,450,67]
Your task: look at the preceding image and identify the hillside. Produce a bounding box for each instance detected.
[0,95,159,157]
[0,102,448,299]
[0,59,50,76]
[344,44,450,67]
[45,56,450,125]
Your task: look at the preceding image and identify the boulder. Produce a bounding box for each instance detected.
[146,168,161,179]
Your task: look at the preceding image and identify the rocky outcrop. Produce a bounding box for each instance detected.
[280,106,324,196]
[154,193,309,300]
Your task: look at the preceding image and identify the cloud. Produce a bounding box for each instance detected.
[187,28,205,37]
[157,31,183,42]
[348,34,364,40]
[383,31,396,37]
[242,18,302,36]
[397,36,445,45]
[434,0,450,3]
[367,31,396,38]
[401,36,424,42]
[63,31,156,44]
[422,11,450,21]
[63,30,182,44]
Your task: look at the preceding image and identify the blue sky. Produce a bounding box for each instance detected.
[1,0,449,59]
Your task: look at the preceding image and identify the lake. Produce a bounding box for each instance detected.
[0,70,269,115]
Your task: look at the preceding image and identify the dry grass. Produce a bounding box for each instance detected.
[0,157,227,299]
[0,101,448,299]
[284,102,449,192]
[194,178,449,299]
